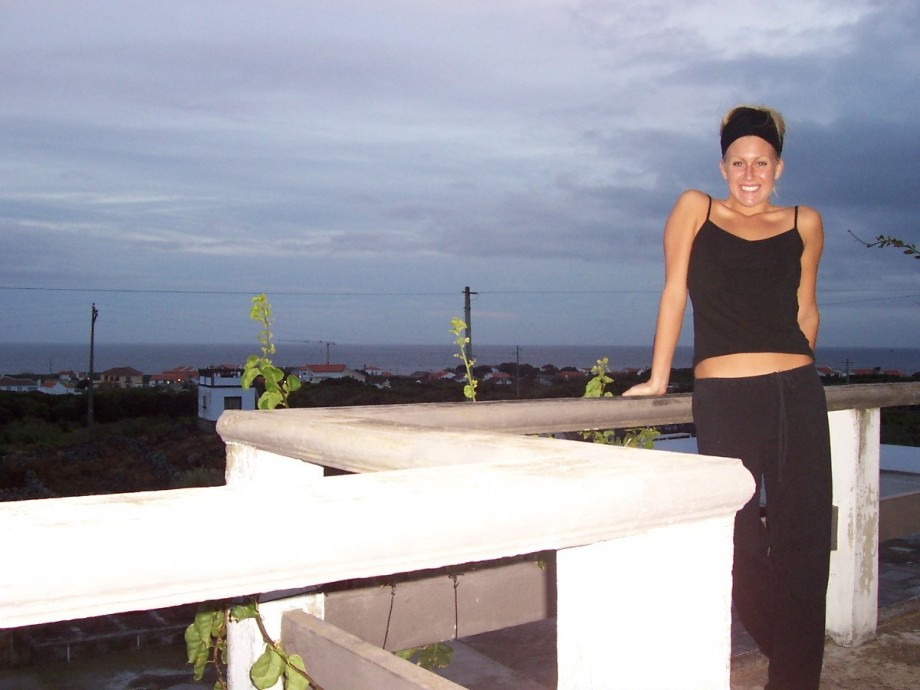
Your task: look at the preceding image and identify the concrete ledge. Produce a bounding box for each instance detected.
[0,436,752,627]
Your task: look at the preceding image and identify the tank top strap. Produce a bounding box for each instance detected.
[794,205,799,228]
[706,194,713,220]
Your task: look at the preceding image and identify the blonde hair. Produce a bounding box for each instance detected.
[720,105,786,157]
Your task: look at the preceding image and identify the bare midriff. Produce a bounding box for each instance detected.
[694,352,814,379]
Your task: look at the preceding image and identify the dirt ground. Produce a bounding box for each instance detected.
[731,605,920,689]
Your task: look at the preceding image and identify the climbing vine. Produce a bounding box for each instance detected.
[186,599,311,690]
[186,295,314,689]
[187,300,461,689]
[242,294,302,409]
[582,357,659,448]
[187,311,660,687]
[449,317,477,401]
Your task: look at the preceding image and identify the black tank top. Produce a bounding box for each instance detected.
[687,196,814,366]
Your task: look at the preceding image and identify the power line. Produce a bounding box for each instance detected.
[1,285,917,300]
[0,286,456,297]
[0,285,663,297]
[821,292,920,307]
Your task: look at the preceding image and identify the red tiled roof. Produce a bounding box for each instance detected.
[0,376,37,387]
[101,366,144,377]
[151,366,196,382]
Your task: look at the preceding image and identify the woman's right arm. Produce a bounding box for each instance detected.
[623,191,704,396]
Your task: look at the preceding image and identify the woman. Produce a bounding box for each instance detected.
[624,105,833,689]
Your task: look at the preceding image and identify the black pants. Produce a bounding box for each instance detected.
[693,364,832,690]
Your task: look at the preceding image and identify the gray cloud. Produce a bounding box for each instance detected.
[0,0,917,347]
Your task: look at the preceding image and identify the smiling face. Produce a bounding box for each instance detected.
[719,135,784,212]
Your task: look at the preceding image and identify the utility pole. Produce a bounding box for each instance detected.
[87,303,99,434]
[515,345,521,399]
[463,286,477,362]
[842,358,855,385]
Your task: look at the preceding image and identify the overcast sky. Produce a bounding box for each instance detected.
[1,0,918,349]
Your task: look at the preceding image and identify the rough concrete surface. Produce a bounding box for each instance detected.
[730,604,920,690]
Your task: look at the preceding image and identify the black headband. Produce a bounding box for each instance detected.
[720,107,783,157]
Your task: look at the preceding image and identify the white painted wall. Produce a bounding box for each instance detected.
[198,371,256,422]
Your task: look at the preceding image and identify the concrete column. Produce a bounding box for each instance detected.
[826,407,880,646]
[228,593,325,690]
[224,442,324,486]
[224,440,325,688]
[556,516,736,690]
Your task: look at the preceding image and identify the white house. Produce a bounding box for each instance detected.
[38,379,77,396]
[197,366,256,425]
[0,376,37,393]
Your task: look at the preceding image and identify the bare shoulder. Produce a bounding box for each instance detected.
[667,189,710,230]
[673,189,711,214]
[795,205,824,245]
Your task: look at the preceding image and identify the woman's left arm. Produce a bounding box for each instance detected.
[797,206,824,350]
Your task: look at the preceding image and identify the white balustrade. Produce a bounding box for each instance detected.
[1,382,917,689]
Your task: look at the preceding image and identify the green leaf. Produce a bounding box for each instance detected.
[184,623,209,679]
[193,609,217,646]
[241,366,261,390]
[284,654,310,690]
[185,606,225,680]
[183,624,199,663]
[251,647,285,689]
[263,367,283,388]
[614,427,660,449]
[250,294,266,320]
[230,601,259,622]
[584,358,614,399]
[416,642,453,670]
[259,390,283,410]
[394,647,417,661]
[286,375,302,392]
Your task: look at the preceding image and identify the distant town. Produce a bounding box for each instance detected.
[2,359,916,427]
[1,359,912,395]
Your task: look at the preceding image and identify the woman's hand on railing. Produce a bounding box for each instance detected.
[622,381,667,397]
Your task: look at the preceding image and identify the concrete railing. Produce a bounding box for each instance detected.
[1,382,918,689]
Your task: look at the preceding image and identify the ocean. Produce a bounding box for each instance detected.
[2,342,919,377]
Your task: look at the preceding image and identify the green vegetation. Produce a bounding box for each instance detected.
[850,231,920,262]
[242,294,301,409]
[450,317,477,401]
[187,294,316,690]
[581,357,660,449]
[0,409,225,501]
[0,387,195,430]
[187,601,309,690]
[0,387,223,501]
